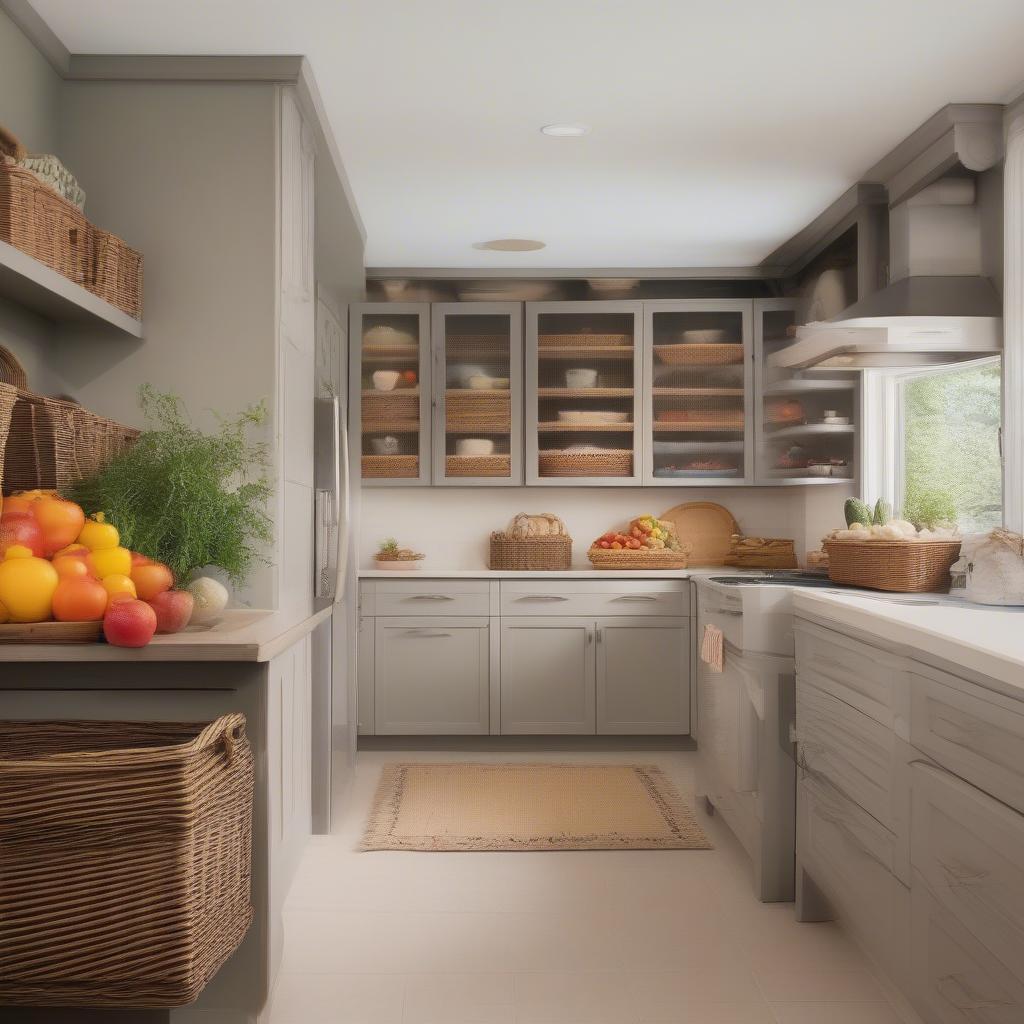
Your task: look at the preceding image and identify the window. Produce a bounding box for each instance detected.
[894,359,1003,531]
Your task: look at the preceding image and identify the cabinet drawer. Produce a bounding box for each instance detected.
[910,876,1024,1024]
[364,580,491,617]
[909,671,1024,816]
[500,580,686,617]
[911,762,1024,985]
[795,621,908,733]
[798,775,909,973]
[798,679,905,838]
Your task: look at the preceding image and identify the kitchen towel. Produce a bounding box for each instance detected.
[700,624,724,672]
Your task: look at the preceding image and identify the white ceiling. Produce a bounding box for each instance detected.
[28,0,1024,270]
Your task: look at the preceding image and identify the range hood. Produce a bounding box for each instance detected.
[770,177,1002,370]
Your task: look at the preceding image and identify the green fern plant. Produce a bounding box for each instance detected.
[72,385,273,586]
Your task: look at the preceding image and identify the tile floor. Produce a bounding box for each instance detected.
[268,746,911,1024]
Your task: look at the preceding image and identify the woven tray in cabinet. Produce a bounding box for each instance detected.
[824,538,962,593]
[447,454,511,478]
[587,546,690,570]
[362,454,418,478]
[0,715,254,1008]
[538,449,632,478]
[538,333,632,347]
[490,532,572,570]
[653,343,744,366]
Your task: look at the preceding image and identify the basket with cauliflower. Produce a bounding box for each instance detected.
[823,499,962,593]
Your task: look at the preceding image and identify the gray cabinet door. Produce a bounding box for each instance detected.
[374,617,489,735]
[500,617,595,734]
[596,617,690,734]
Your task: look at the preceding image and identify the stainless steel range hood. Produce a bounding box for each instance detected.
[770,178,1003,370]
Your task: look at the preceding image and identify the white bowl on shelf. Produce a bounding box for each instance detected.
[680,328,729,344]
[823,415,851,425]
[806,463,832,477]
[372,370,400,392]
[370,436,401,455]
[455,438,495,456]
[565,368,599,388]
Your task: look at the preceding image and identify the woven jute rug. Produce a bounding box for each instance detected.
[361,763,712,852]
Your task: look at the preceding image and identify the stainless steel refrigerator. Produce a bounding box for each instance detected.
[311,297,356,833]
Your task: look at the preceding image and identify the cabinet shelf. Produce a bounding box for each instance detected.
[537,346,635,360]
[765,422,856,439]
[537,387,634,398]
[652,387,744,397]
[0,239,142,338]
[763,378,856,395]
[537,422,634,433]
[653,422,744,433]
[362,420,420,433]
[362,388,419,397]
[444,388,510,399]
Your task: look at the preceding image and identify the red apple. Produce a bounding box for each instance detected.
[147,589,194,634]
[103,598,157,648]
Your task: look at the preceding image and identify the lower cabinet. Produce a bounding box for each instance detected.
[374,617,490,735]
[500,617,595,734]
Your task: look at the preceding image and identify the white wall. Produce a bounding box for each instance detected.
[357,485,838,569]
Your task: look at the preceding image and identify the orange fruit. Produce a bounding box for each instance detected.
[52,555,92,579]
[52,578,108,622]
[32,496,86,556]
[131,562,173,601]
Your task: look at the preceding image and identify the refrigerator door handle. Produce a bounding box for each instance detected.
[333,394,350,605]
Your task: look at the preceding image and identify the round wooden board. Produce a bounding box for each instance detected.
[0,620,103,644]
[659,501,739,566]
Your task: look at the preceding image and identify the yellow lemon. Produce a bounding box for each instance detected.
[0,546,59,622]
[87,546,132,579]
[101,574,137,604]
[78,512,120,551]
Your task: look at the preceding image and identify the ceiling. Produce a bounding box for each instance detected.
[28,0,1024,270]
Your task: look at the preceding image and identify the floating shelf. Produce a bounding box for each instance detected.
[0,239,142,338]
[766,422,856,439]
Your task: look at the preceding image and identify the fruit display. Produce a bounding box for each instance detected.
[0,491,195,645]
[830,497,959,542]
[591,515,687,552]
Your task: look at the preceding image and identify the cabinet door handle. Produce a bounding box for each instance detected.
[596,627,603,644]
[612,595,659,602]
[587,629,594,645]
[515,595,569,602]
[403,630,452,638]
[407,594,455,601]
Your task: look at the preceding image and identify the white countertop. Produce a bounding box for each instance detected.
[793,590,1024,699]
[359,567,757,580]
[0,607,332,663]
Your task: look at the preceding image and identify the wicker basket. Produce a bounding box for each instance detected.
[0,715,254,1008]
[0,382,16,490]
[653,344,744,366]
[824,538,963,593]
[588,546,690,570]
[0,345,28,389]
[0,162,89,284]
[539,449,633,478]
[446,454,511,478]
[3,390,140,493]
[362,454,418,478]
[538,333,632,348]
[89,226,144,319]
[490,532,572,570]
[446,391,511,433]
[362,390,419,430]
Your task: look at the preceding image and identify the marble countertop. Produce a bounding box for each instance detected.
[793,590,1024,699]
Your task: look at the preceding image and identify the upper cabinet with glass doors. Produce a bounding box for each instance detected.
[753,298,857,484]
[642,300,752,485]
[525,301,643,486]
[350,303,431,486]
[431,302,523,486]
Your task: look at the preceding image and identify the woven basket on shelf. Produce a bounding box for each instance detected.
[446,454,511,478]
[362,390,418,422]
[446,391,511,433]
[653,344,744,366]
[0,345,28,389]
[89,226,143,319]
[362,454,418,479]
[0,162,89,284]
[538,449,632,478]
[0,715,253,1008]
[0,382,16,490]
[538,333,631,347]
[587,546,691,571]
[824,538,962,593]
[3,390,140,492]
[490,532,572,571]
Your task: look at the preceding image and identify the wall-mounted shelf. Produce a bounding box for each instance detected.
[0,240,143,338]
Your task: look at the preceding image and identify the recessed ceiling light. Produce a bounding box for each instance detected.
[540,123,590,138]
[473,238,546,252]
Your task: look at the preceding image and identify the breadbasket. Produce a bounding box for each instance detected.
[587,546,691,571]
[490,513,572,570]
[824,538,962,592]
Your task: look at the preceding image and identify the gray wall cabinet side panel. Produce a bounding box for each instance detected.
[357,613,375,735]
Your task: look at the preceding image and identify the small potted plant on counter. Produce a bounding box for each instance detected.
[374,538,425,571]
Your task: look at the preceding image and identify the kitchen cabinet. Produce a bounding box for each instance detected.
[753,297,858,485]
[596,617,690,734]
[374,617,490,734]
[642,299,753,485]
[350,302,432,485]
[431,302,523,485]
[525,300,644,485]
[499,617,595,734]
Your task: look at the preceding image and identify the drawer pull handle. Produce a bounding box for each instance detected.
[403,630,452,638]
[407,594,455,601]
[612,595,659,602]
[515,595,569,602]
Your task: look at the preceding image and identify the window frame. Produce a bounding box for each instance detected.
[862,356,1003,525]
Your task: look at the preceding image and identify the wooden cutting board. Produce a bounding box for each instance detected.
[659,502,740,566]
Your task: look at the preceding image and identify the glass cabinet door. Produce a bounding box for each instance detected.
[431,302,523,486]
[350,303,431,485]
[525,301,643,486]
[754,298,857,484]
[643,300,752,485]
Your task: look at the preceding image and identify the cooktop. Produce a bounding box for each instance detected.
[706,572,841,588]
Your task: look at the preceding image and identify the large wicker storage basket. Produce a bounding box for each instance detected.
[0,382,16,489]
[3,389,140,492]
[0,715,254,1008]
[824,538,963,593]
[90,226,144,319]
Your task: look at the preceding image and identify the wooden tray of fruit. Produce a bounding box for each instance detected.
[0,620,103,644]
[588,515,692,570]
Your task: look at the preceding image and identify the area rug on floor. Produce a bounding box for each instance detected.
[361,763,712,851]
